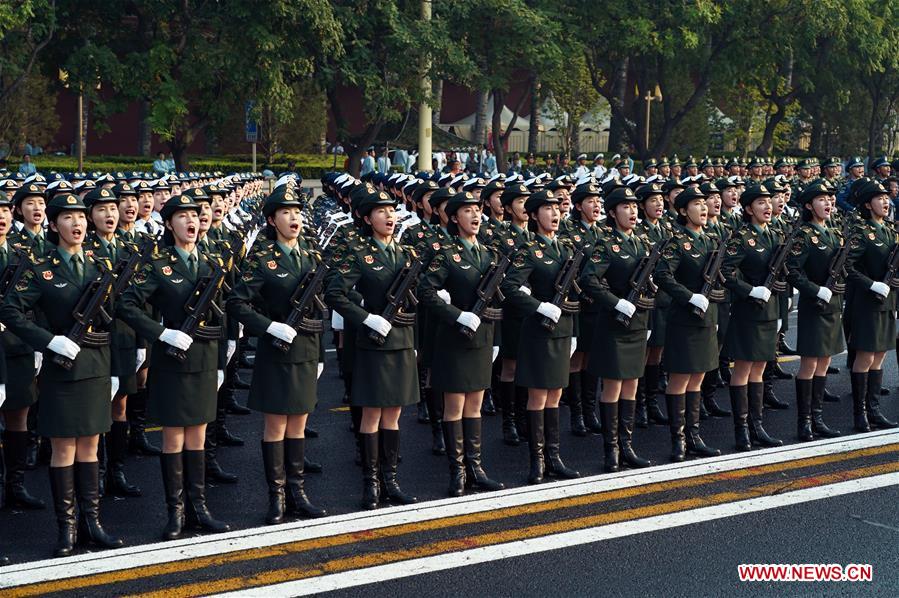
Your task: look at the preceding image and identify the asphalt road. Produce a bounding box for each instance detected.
[3,312,899,596]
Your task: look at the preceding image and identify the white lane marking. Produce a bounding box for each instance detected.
[215,472,899,597]
[1,429,897,588]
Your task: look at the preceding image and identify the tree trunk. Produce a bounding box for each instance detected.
[169,139,188,172]
[808,104,823,155]
[527,78,540,154]
[756,100,789,157]
[491,90,506,173]
[474,90,488,145]
[137,99,152,156]
[607,57,629,153]
[570,117,580,157]
[431,79,443,129]
[346,147,364,178]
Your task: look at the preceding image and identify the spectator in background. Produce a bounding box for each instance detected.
[360,149,376,176]
[465,149,480,174]
[18,153,36,176]
[152,151,170,175]
[166,152,176,172]
[377,148,392,173]
[393,148,409,173]
[483,150,497,176]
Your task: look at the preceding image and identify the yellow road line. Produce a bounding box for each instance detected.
[132,460,899,598]
[8,443,898,597]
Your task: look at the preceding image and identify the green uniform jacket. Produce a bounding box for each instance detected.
[418,239,499,391]
[324,238,417,352]
[846,219,898,312]
[501,236,576,388]
[721,224,781,322]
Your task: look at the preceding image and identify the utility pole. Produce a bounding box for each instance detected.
[417,0,433,172]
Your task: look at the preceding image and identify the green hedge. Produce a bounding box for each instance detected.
[3,153,342,179]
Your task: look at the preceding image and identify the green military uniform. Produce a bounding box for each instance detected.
[117,245,224,426]
[579,226,651,381]
[786,221,847,358]
[0,241,38,411]
[721,224,781,362]
[501,234,575,389]
[324,235,419,408]
[846,218,897,352]
[418,238,499,392]
[0,247,114,438]
[495,222,533,360]
[227,242,325,414]
[654,228,720,373]
[636,217,674,348]
[561,217,605,353]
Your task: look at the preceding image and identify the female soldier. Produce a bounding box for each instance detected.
[82,186,142,498]
[418,189,505,496]
[495,183,534,446]
[579,186,652,472]
[10,183,50,255]
[117,194,230,540]
[653,187,721,461]
[634,181,674,427]
[845,180,899,432]
[1,193,121,557]
[325,186,419,509]
[501,189,580,483]
[786,181,847,438]
[562,181,607,436]
[721,185,783,451]
[227,187,327,524]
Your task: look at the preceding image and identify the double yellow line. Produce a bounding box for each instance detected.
[7,443,898,597]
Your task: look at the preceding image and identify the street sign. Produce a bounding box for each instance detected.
[245,101,258,143]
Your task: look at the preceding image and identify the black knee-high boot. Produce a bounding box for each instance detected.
[106,422,141,497]
[865,370,898,429]
[2,430,45,509]
[49,465,77,557]
[811,376,841,437]
[127,388,161,456]
[75,461,122,549]
[442,420,465,497]
[730,385,751,451]
[850,371,871,432]
[499,381,520,446]
[568,371,587,436]
[544,408,580,479]
[666,394,686,462]
[359,432,379,510]
[644,364,668,424]
[379,429,417,504]
[183,450,230,533]
[747,382,782,447]
[599,402,619,472]
[618,399,651,468]
[685,391,720,457]
[160,452,185,540]
[795,378,814,441]
[527,410,545,484]
[462,417,504,491]
[284,438,326,518]
[261,441,286,525]
[581,373,602,433]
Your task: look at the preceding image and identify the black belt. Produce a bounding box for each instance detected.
[81,331,111,348]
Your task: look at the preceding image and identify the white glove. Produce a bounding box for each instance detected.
[0,384,6,409]
[614,299,636,318]
[777,319,782,331]
[816,286,832,304]
[34,352,43,375]
[110,377,120,401]
[226,340,237,363]
[266,321,297,344]
[437,289,451,305]
[518,285,532,296]
[491,346,499,363]
[47,336,81,360]
[135,348,147,372]
[317,362,324,379]
[688,293,709,313]
[217,369,225,390]
[363,313,392,337]
[238,323,245,339]
[871,281,890,297]
[570,337,578,357]
[159,328,193,351]
[749,286,771,302]
[537,302,562,323]
[332,311,344,331]
[456,311,481,332]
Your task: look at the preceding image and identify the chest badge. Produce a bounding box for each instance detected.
[276,272,289,278]
[507,238,514,246]
[452,253,461,262]
[363,255,374,264]
[810,236,818,244]
[534,250,543,258]
[573,235,581,242]
[42,270,53,281]
[432,242,440,250]
[869,232,876,240]
[54,282,67,288]
[171,277,184,284]
[161,265,172,276]
[417,231,424,238]
[611,244,620,253]
[747,238,756,247]
[683,242,692,251]
[267,260,277,270]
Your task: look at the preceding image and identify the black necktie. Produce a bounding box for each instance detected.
[0,247,7,271]
[71,254,83,284]
[187,253,197,278]
[291,248,302,272]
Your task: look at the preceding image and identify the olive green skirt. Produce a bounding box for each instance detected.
[664,322,719,374]
[1,353,37,412]
[725,317,777,362]
[248,359,318,414]
[499,314,523,360]
[514,337,571,390]
[147,369,217,427]
[352,348,419,407]
[648,305,669,348]
[37,376,111,438]
[588,310,649,380]
[848,307,895,353]
[797,307,844,357]
[576,311,599,354]
[431,341,493,393]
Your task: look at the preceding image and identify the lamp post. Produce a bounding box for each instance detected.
[643,84,663,154]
